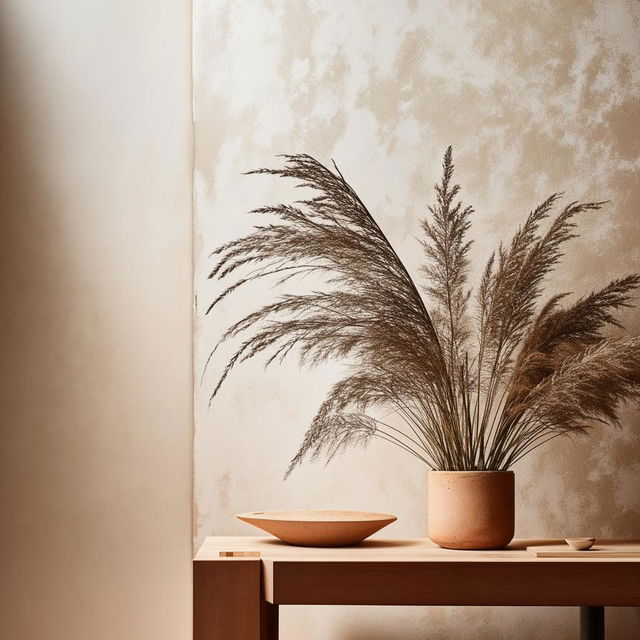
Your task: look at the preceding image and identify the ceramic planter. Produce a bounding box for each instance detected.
[428,470,514,550]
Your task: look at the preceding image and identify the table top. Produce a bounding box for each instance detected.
[196,537,640,606]
[195,536,640,563]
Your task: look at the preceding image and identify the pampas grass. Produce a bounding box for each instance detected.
[205,149,640,476]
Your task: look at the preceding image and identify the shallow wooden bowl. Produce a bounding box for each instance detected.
[236,509,397,547]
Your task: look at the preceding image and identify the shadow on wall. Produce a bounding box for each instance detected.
[0,6,178,638]
[0,0,194,636]
[0,10,84,636]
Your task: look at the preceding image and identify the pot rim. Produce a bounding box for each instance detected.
[428,470,514,474]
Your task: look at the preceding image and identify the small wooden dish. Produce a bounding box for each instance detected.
[236,509,397,547]
[565,537,596,551]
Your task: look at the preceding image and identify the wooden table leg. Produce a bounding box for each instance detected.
[580,606,604,640]
[260,600,279,639]
[194,557,263,639]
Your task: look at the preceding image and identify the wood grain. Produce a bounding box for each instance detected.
[265,559,639,606]
[193,557,261,640]
[196,536,640,562]
[195,537,640,609]
[527,543,640,558]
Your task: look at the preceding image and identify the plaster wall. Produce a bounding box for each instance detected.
[194,1,640,638]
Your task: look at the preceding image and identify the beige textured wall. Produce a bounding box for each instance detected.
[194,1,640,638]
[0,1,193,639]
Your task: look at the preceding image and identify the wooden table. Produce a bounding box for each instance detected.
[194,537,640,640]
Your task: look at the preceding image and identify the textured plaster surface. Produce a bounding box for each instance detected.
[194,1,640,637]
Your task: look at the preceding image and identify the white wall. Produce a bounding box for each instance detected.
[0,1,193,639]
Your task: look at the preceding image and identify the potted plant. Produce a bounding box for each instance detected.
[205,149,640,549]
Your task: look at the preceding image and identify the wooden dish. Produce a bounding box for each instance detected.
[565,537,596,551]
[236,509,397,547]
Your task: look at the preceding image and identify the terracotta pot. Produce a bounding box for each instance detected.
[428,471,514,550]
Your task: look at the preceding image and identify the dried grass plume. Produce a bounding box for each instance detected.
[205,149,640,476]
